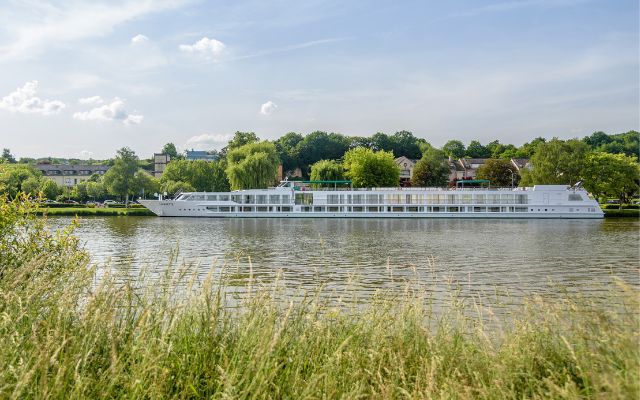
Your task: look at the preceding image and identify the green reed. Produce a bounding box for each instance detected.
[0,195,638,399]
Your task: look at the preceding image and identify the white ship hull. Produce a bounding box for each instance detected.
[139,183,604,219]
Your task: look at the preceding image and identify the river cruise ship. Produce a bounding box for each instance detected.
[138,180,603,219]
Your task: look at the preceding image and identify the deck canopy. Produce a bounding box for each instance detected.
[456,179,490,188]
[288,180,353,190]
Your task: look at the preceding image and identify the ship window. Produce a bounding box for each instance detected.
[432,206,444,212]
[206,195,217,201]
[242,206,253,212]
[327,195,340,204]
[206,206,218,211]
[295,193,313,205]
[473,207,486,212]
[256,195,267,204]
[281,206,292,212]
[314,206,324,212]
[568,194,582,201]
[257,206,268,212]
[489,207,500,212]
[281,195,290,204]
[244,195,255,204]
[448,206,460,212]
[407,206,419,212]
[219,195,229,201]
[328,206,340,212]
[367,206,379,212]
[353,206,364,212]
[475,195,485,204]
[460,194,472,204]
[447,194,456,204]
[515,207,527,212]
[516,195,527,204]
[219,206,232,212]
[269,195,280,204]
[366,194,379,204]
[302,206,312,212]
[392,206,404,212]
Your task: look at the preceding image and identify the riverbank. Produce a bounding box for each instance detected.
[37,207,154,216]
[603,208,640,218]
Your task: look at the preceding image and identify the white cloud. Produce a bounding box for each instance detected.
[0,0,190,61]
[131,34,149,45]
[73,98,143,125]
[179,37,226,60]
[184,133,233,150]
[78,95,103,105]
[260,100,278,115]
[0,81,66,115]
[75,150,94,158]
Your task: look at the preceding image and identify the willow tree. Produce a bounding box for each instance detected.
[343,147,399,188]
[226,142,280,190]
[309,160,345,182]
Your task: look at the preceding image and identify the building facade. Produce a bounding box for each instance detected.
[153,153,170,178]
[36,164,110,187]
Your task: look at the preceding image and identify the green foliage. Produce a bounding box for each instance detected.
[593,131,639,157]
[442,140,466,159]
[226,142,280,190]
[161,180,196,195]
[40,179,62,199]
[133,170,161,198]
[273,132,304,173]
[0,163,43,197]
[226,131,260,152]
[520,138,590,186]
[161,159,229,192]
[369,131,424,159]
[476,158,520,187]
[309,160,345,182]
[297,131,351,172]
[411,148,449,187]
[514,137,547,158]
[1,148,16,163]
[161,142,182,160]
[583,152,639,206]
[465,140,491,158]
[102,147,140,205]
[343,147,399,188]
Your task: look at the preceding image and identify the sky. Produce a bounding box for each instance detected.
[0,0,638,160]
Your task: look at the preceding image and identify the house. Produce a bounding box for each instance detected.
[510,158,530,172]
[185,150,218,161]
[394,156,418,186]
[153,153,170,179]
[36,163,110,187]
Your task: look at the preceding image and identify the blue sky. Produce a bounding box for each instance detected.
[0,0,637,159]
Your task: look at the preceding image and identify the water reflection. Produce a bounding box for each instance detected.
[49,216,639,303]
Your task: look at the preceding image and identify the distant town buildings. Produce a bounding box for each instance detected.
[185,150,218,161]
[394,157,530,187]
[36,163,109,187]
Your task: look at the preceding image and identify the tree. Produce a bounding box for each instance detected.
[161,160,229,192]
[161,180,195,196]
[343,147,399,188]
[389,130,422,159]
[161,143,182,160]
[442,140,466,159]
[582,152,639,207]
[309,160,345,183]
[582,131,612,149]
[296,131,350,173]
[133,170,160,199]
[514,137,546,158]
[465,140,491,158]
[519,138,590,186]
[274,132,304,173]
[1,149,16,163]
[411,148,450,187]
[227,132,259,151]
[0,164,42,197]
[40,179,62,200]
[102,147,139,206]
[20,176,41,196]
[476,159,520,187]
[226,142,280,190]
[85,181,105,201]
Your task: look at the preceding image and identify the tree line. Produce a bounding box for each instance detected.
[0,130,638,205]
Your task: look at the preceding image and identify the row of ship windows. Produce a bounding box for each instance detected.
[176,206,532,213]
[178,193,531,205]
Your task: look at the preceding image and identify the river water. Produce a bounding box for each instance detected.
[48,216,639,304]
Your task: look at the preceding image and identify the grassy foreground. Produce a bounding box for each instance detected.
[1,195,638,399]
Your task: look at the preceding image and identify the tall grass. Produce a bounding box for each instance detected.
[0,195,638,399]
